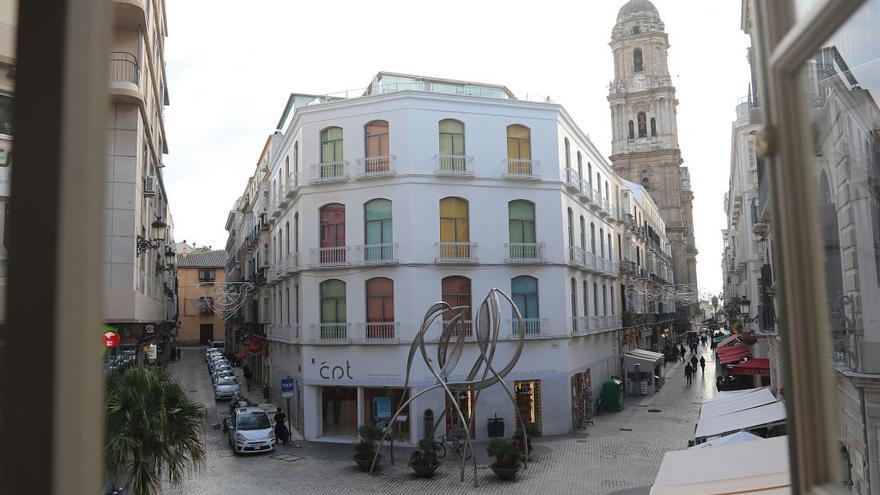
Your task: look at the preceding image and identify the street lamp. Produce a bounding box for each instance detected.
[739,296,751,318]
[136,217,167,256]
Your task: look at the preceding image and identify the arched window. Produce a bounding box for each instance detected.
[294,284,300,325]
[440,197,470,259]
[293,141,299,181]
[319,203,345,263]
[512,276,539,331]
[570,278,577,330]
[567,208,574,247]
[293,212,299,254]
[593,282,599,316]
[603,284,608,316]
[364,199,393,261]
[579,216,587,252]
[366,277,395,338]
[597,174,602,197]
[590,222,596,254]
[320,126,344,179]
[638,112,647,138]
[564,137,571,171]
[608,233,613,262]
[605,182,610,203]
[285,221,290,254]
[582,280,589,318]
[642,176,650,190]
[588,163,593,188]
[510,200,537,259]
[632,25,641,35]
[576,152,583,191]
[442,276,472,333]
[628,120,635,140]
[506,124,532,175]
[285,287,290,325]
[285,156,290,180]
[438,119,466,172]
[650,117,657,137]
[600,228,605,258]
[319,279,346,338]
[364,120,390,173]
[633,48,643,73]
[610,285,616,316]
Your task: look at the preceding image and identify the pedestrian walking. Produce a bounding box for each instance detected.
[274,409,290,445]
[177,347,182,361]
[679,344,686,361]
[700,356,706,376]
[243,363,253,392]
[691,355,698,371]
[684,363,694,385]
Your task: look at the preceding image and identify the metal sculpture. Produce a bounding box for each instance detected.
[369,288,530,486]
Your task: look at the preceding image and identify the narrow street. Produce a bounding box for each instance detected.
[162,342,718,495]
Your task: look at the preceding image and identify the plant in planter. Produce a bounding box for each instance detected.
[408,438,441,478]
[512,423,539,457]
[353,424,385,472]
[487,438,523,481]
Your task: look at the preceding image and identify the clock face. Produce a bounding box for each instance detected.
[632,72,646,86]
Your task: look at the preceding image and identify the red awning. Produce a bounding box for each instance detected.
[718,344,752,365]
[731,358,771,377]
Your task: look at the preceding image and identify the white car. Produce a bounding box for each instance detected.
[214,376,241,400]
[212,369,235,383]
[225,407,276,454]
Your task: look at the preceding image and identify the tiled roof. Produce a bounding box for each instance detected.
[177,249,226,268]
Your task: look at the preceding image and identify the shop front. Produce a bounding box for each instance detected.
[570,370,593,430]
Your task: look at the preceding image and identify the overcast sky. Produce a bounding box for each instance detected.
[162,0,750,296]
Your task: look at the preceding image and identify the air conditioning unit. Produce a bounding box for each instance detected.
[144,175,157,196]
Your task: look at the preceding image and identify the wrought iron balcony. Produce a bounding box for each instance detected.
[435,155,474,176]
[311,246,350,267]
[356,155,396,179]
[503,159,541,180]
[313,323,352,343]
[109,51,139,85]
[359,322,400,342]
[564,168,583,192]
[505,243,546,263]
[311,161,348,184]
[356,243,398,265]
[508,318,546,337]
[435,242,478,263]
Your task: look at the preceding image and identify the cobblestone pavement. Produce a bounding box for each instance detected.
[160,343,719,495]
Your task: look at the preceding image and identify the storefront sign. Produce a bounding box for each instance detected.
[145,323,156,334]
[318,360,353,380]
[103,331,120,348]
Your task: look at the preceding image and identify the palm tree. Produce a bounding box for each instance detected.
[105,366,206,495]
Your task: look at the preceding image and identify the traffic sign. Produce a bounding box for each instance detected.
[103,331,120,348]
[281,377,295,398]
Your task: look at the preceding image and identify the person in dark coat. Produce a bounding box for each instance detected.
[274,409,290,445]
[700,356,706,375]
[691,355,698,372]
[679,344,686,361]
[684,363,694,385]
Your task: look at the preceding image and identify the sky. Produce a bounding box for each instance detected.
[162,0,751,296]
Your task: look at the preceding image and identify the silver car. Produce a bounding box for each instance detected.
[214,376,240,400]
[212,369,235,383]
[225,407,275,454]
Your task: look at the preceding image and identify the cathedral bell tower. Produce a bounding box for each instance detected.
[608,0,699,327]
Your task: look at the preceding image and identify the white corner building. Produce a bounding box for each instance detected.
[234,72,675,443]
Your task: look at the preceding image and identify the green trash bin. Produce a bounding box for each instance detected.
[600,378,624,412]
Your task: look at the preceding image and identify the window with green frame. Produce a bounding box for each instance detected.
[320,279,346,324]
[364,199,392,261]
[320,126,343,179]
[512,276,540,334]
[509,200,537,258]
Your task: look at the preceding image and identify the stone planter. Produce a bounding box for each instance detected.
[409,461,440,478]
[490,463,520,481]
[353,454,382,472]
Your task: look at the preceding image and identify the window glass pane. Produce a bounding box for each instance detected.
[509,200,534,221]
[364,199,391,221]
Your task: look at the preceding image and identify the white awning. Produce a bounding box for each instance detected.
[624,349,665,369]
[652,436,791,494]
[699,387,778,420]
[688,430,762,449]
[695,401,787,439]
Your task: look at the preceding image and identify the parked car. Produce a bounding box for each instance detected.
[205,348,222,361]
[214,376,241,400]
[209,340,226,352]
[210,361,232,374]
[224,407,275,454]
[208,356,228,371]
[212,369,236,383]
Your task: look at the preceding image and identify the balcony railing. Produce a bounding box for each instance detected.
[285,176,300,198]
[360,322,399,342]
[620,260,637,275]
[356,155,395,179]
[312,246,350,267]
[505,243,546,263]
[279,253,299,274]
[568,246,598,270]
[503,159,541,179]
[589,192,603,210]
[442,319,474,337]
[579,181,594,203]
[564,168,583,192]
[266,324,300,344]
[509,318,546,337]
[314,323,351,342]
[109,51,139,84]
[357,243,398,265]
[311,161,348,184]
[573,315,622,335]
[435,155,474,176]
[435,242,478,263]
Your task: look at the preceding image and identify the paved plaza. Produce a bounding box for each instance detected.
[161,345,718,495]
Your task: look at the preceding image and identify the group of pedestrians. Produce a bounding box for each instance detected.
[682,332,709,386]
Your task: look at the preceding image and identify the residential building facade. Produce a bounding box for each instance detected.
[608,0,699,333]
[176,249,226,345]
[0,0,14,321]
[222,72,676,443]
[104,0,177,348]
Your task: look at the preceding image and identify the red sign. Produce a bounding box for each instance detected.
[248,339,260,353]
[103,331,120,348]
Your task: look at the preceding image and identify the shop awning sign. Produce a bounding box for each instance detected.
[103,330,120,349]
